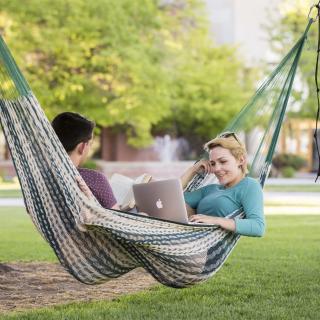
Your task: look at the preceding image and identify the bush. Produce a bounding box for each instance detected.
[82,160,98,170]
[272,153,307,171]
[281,166,296,178]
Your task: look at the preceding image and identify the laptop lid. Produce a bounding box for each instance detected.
[132,179,188,223]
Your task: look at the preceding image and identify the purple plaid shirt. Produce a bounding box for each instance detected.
[78,168,116,209]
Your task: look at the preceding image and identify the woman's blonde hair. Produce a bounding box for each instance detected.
[204,132,249,175]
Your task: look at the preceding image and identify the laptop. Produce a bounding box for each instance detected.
[132,179,189,223]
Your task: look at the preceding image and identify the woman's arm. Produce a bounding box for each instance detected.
[181,167,197,189]
[181,160,214,189]
[234,179,265,237]
[189,180,264,237]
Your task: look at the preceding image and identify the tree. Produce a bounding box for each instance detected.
[0,0,253,149]
[152,2,254,153]
[154,44,253,153]
[267,0,318,118]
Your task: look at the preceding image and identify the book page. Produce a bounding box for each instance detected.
[134,173,152,184]
[110,173,153,210]
[109,173,134,205]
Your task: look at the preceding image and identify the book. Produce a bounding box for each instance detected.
[110,173,152,210]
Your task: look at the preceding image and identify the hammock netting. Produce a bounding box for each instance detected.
[0,19,313,288]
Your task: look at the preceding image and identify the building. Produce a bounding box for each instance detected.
[279,119,320,172]
[205,0,283,65]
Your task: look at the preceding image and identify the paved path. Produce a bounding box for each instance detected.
[263,191,320,215]
[264,192,320,204]
[265,177,318,185]
[0,198,24,206]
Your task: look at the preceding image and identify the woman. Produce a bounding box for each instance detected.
[181,132,265,237]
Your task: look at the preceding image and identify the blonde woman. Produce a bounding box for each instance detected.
[181,132,265,237]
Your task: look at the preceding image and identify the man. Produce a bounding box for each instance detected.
[52,112,119,210]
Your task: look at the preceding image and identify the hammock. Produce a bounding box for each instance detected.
[0,19,314,288]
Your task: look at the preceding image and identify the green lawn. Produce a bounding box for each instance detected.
[0,189,22,198]
[1,207,320,319]
[0,207,56,262]
[264,184,320,192]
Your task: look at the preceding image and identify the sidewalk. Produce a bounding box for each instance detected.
[0,198,24,206]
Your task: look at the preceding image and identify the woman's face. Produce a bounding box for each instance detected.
[209,146,244,187]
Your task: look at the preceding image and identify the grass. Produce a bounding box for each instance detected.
[0,189,22,198]
[264,201,319,207]
[1,207,320,319]
[0,207,56,262]
[264,184,320,192]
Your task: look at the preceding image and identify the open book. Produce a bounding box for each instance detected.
[110,173,152,210]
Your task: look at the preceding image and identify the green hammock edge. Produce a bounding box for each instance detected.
[225,19,313,184]
[0,36,31,97]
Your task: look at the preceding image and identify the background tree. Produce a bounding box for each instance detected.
[0,0,254,151]
[267,0,318,118]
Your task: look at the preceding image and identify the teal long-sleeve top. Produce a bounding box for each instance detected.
[184,177,265,237]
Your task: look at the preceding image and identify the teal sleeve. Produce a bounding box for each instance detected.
[184,188,203,209]
[234,180,265,237]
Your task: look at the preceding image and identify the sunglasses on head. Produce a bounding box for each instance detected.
[218,131,241,145]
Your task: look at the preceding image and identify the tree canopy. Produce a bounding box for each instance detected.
[0,0,253,148]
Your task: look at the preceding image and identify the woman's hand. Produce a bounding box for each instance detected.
[189,214,220,224]
[181,159,214,189]
[189,214,236,232]
[76,176,93,199]
[191,159,214,175]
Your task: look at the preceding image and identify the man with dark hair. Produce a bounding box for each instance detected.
[52,112,118,210]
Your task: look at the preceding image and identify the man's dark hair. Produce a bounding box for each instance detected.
[52,112,95,152]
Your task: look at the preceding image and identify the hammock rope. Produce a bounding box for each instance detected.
[0,17,316,288]
[314,3,320,181]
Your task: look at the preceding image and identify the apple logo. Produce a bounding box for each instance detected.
[156,199,163,209]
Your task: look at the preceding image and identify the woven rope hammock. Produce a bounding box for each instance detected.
[0,18,315,288]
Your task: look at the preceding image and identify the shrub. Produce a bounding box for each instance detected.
[281,166,296,178]
[82,160,98,170]
[272,153,307,171]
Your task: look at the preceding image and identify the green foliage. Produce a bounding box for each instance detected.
[272,152,307,170]
[281,166,295,178]
[81,160,98,170]
[154,45,253,151]
[0,0,170,146]
[0,0,253,148]
[267,1,318,118]
[2,213,320,319]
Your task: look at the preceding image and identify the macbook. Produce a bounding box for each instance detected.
[132,179,189,223]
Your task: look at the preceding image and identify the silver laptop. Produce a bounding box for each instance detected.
[132,179,189,223]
